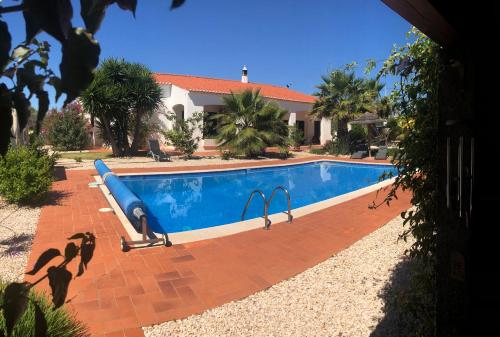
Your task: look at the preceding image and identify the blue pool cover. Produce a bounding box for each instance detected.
[94,159,112,177]
[94,160,150,231]
[119,161,397,234]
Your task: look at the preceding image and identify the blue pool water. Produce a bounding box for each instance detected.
[120,161,396,234]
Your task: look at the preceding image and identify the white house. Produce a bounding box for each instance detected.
[153,67,332,150]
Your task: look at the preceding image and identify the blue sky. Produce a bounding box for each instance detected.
[3,0,410,108]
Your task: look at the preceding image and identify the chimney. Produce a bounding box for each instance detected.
[241,65,248,83]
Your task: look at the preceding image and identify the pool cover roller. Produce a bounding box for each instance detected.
[94,159,111,177]
[94,160,170,250]
[95,159,143,227]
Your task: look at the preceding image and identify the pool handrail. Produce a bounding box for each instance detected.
[241,186,293,230]
[268,185,293,225]
[241,189,271,229]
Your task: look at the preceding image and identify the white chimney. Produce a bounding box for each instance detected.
[241,65,248,83]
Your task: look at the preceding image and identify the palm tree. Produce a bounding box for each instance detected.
[311,70,363,142]
[213,89,288,158]
[128,64,162,153]
[81,58,162,156]
[361,78,385,113]
[375,95,395,118]
[311,69,384,144]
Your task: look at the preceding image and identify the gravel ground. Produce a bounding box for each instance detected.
[144,213,413,337]
[0,200,40,283]
[57,151,320,170]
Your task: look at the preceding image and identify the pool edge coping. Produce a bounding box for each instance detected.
[94,159,396,245]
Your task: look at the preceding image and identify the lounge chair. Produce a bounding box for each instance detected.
[350,150,367,159]
[147,139,170,162]
[375,147,388,160]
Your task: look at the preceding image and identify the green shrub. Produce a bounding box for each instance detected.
[0,280,89,337]
[288,125,304,149]
[162,112,202,159]
[45,104,89,151]
[386,117,403,141]
[337,139,350,155]
[320,139,350,155]
[309,148,326,155]
[310,140,352,156]
[74,156,83,162]
[0,144,57,204]
[220,150,233,160]
[387,147,399,158]
[278,146,290,159]
[323,140,335,154]
[347,124,367,152]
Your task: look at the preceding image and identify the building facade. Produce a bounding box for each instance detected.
[153,68,332,150]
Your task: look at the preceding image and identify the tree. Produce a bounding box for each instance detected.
[385,116,403,142]
[129,64,164,153]
[377,95,396,118]
[162,112,203,159]
[45,102,89,151]
[0,0,186,156]
[80,58,162,157]
[213,89,288,158]
[311,68,384,144]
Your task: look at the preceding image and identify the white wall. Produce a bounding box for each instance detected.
[154,84,191,147]
[156,85,333,148]
[320,117,333,144]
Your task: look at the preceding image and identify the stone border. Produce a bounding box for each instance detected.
[95,159,396,244]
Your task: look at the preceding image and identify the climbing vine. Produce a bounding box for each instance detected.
[377,27,441,261]
[373,27,443,335]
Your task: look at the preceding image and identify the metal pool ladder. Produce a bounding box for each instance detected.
[241,185,293,230]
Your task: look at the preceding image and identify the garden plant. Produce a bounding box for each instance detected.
[44,103,89,151]
[213,89,288,158]
[162,112,203,159]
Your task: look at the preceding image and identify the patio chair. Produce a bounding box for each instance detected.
[375,147,388,160]
[350,150,367,159]
[148,139,170,162]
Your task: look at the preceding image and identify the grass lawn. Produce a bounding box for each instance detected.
[58,151,114,160]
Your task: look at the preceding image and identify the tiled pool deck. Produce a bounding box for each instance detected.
[25,156,411,337]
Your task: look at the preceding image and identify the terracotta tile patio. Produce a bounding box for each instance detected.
[25,156,411,337]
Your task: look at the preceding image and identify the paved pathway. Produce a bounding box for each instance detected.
[25,156,411,337]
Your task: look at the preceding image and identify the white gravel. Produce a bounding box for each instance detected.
[0,200,40,283]
[144,213,413,337]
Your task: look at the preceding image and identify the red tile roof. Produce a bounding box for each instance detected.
[154,73,316,104]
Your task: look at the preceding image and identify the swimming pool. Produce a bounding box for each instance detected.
[118,161,396,234]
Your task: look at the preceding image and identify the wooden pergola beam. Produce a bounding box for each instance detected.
[382,0,458,48]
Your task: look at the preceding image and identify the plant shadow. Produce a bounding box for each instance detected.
[0,233,34,256]
[370,257,416,337]
[2,231,97,336]
[32,190,72,207]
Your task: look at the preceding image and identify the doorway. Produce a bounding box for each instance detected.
[313,121,321,144]
[296,120,305,144]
